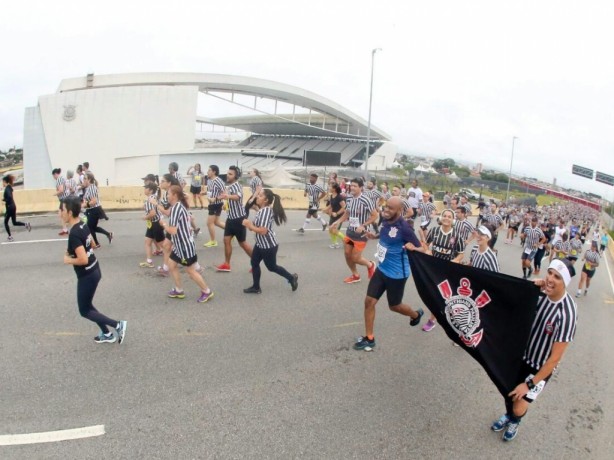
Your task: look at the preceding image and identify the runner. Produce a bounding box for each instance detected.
[454,205,476,247]
[245,168,264,213]
[491,258,577,442]
[363,178,384,233]
[160,185,214,303]
[576,241,600,297]
[552,233,571,261]
[533,222,550,275]
[242,189,298,294]
[468,224,500,272]
[139,183,164,268]
[600,233,608,254]
[323,182,346,248]
[505,210,521,244]
[417,192,437,242]
[168,162,186,189]
[297,173,327,234]
[156,173,179,276]
[521,216,547,279]
[483,202,504,250]
[408,209,465,332]
[61,196,127,344]
[203,165,226,247]
[568,232,583,266]
[330,177,378,284]
[82,172,113,249]
[353,197,424,352]
[52,168,70,235]
[3,174,31,241]
[186,163,205,209]
[215,166,253,272]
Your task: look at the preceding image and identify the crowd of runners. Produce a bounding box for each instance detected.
[3,163,611,443]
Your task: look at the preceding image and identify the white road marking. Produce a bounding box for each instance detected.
[331,321,362,328]
[1,238,67,245]
[292,228,326,232]
[0,425,105,446]
[603,249,614,296]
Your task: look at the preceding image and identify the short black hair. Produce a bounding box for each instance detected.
[351,177,364,187]
[209,165,220,176]
[228,165,241,178]
[62,195,82,218]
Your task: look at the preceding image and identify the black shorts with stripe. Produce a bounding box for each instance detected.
[170,252,198,267]
[366,268,407,306]
[208,202,223,216]
[145,220,165,242]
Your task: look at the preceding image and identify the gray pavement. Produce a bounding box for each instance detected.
[1,210,613,459]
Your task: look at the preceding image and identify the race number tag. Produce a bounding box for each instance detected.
[524,247,532,255]
[421,215,428,223]
[146,220,152,229]
[349,217,360,228]
[585,262,592,270]
[375,243,387,263]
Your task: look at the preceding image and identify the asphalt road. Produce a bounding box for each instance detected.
[1,210,613,459]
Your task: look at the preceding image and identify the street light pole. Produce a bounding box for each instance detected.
[505,136,518,204]
[365,48,381,175]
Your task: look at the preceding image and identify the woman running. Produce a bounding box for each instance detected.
[186,163,205,209]
[408,208,465,332]
[160,185,214,303]
[245,168,263,213]
[140,183,165,268]
[52,168,70,235]
[532,222,549,275]
[324,182,346,248]
[568,232,583,266]
[156,173,179,276]
[505,210,520,244]
[242,189,298,294]
[3,174,31,241]
[468,224,500,272]
[82,172,113,248]
[61,196,127,344]
[576,241,600,297]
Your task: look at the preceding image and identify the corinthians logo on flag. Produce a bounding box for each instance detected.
[437,277,491,347]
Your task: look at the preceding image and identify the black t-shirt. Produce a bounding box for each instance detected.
[3,184,15,208]
[330,194,345,213]
[67,221,98,278]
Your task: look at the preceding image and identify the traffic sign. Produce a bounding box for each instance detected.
[595,171,614,186]
[572,164,593,179]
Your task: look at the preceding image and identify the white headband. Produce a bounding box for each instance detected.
[477,225,492,239]
[548,259,571,286]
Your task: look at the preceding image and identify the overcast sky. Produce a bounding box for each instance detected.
[1,0,613,197]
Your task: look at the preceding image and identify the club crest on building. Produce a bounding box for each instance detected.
[437,277,491,347]
[63,105,76,121]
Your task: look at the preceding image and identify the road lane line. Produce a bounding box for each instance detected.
[603,249,614,296]
[0,425,105,446]
[331,322,362,328]
[1,238,67,245]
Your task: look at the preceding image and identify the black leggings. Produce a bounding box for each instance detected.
[86,207,110,245]
[250,245,293,289]
[4,205,25,236]
[77,267,117,334]
[534,247,546,269]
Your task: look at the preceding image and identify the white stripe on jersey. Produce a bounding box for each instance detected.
[83,184,100,207]
[305,184,325,207]
[456,219,475,243]
[250,176,263,194]
[469,246,500,272]
[523,226,544,249]
[207,177,225,203]
[253,207,277,249]
[345,194,375,228]
[524,293,577,369]
[426,226,465,260]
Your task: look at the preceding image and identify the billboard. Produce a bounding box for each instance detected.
[572,164,593,179]
[303,150,341,167]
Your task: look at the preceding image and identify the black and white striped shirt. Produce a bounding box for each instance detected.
[345,194,376,230]
[207,176,225,204]
[173,171,186,188]
[56,176,70,200]
[455,219,476,243]
[159,189,170,209]
[305,184,325,208]
[363,188,383,208]
[65,178,78,196]
[169,202,196,259]
[524,293,577,369]
[226,182,245,220]
[253,206,278,249]
[554,240,571,258]
[583,249,600,269]
[250,176,263,194]
[83,184,100,208]
[469,246,500,272]
[144,196,161,222]
[426,226,465,260]
[523,225,545,249]
[418,201,437,226]
[483,213,503,231]
[569,238,583,257]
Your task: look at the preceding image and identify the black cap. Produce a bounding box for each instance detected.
[142,174,156,181]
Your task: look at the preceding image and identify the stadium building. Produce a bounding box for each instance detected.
[23,73,396,188]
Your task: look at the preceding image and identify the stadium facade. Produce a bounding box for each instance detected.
[23,73,396,189]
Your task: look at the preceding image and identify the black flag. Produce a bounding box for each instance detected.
[409,251,540,397]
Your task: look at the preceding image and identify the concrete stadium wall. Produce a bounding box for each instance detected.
[24,85,198,189]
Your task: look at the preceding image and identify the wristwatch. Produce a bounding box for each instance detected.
[526,378,536,390]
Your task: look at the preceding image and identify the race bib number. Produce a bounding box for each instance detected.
[146,220,152,229]
[194,175,201,181]
[571,249,577,256]
[421,215,428,223]
[585,262,592,270]
[375,243,387,263]
[524,247,532,255]
[349,217,360,228]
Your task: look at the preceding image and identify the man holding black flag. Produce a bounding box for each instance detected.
[407,249,577,442]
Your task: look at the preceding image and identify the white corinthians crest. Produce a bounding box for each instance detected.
[437,277,491,347]
[63,105,76,121]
